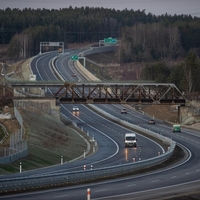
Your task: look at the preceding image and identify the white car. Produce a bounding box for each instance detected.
[72,106,79,112]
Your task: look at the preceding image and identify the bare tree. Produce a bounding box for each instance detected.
[182,52,197,97]
[183,63,193,96]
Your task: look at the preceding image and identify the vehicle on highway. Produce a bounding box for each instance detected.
[58,48,62,53]
[172,124,181,132]
[72,72,77,77]
[72,106,79,112]
[121,108,127,114]
[148,119,155,124]
[124,133,137,147]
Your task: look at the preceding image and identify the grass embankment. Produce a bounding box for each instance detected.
[0,108,90,174]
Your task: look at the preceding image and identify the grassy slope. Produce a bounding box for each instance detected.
[0,108,90,174]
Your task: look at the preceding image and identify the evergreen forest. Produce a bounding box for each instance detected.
[1,7,200,98]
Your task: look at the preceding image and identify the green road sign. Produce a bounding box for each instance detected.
[71,55,79,60]
[104,37,117,43]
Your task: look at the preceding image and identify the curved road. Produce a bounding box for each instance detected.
[1,49,200,199]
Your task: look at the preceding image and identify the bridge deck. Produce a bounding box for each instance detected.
[10,81,186,105]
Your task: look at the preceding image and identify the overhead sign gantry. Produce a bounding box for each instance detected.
[39,42,64,54]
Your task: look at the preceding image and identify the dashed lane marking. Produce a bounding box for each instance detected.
[152,180,159,182]
[170,176,177,179]
[95,189,108,192]
[127,184,137,187]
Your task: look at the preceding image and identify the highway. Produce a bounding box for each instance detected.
[1,49,200,200]
[31,50,164,170]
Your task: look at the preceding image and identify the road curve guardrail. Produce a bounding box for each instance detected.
[0,141,175,193]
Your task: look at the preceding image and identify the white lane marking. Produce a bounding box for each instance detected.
[127,184,137,187]
[170,176,177,178]
[185,172,190,175]
[90,105,165,154]
[95,189,108,192]
[152,180,159,182]
[62,105,120,164]
[53,194,69,198]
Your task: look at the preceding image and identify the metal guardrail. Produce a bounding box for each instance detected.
[0,149,173,192]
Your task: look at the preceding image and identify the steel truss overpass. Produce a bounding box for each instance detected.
[10,81,186,105]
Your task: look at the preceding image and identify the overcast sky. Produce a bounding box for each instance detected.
[1,0,200,17]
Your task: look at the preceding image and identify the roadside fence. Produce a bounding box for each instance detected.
[0,107,27,164]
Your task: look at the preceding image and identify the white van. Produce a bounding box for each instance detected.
[124,133,137,148]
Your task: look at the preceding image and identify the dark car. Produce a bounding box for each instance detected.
[148,119,155,124]
[121,108,127,114]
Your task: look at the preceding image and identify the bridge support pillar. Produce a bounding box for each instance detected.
[153,100,160,104]
[40,87,45,97]
[86,100,94,104]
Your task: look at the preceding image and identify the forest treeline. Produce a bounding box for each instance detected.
[0,7,200,97]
